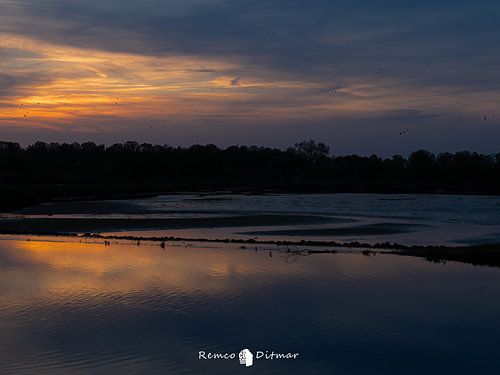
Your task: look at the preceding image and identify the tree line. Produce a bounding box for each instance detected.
[1,139,500,209]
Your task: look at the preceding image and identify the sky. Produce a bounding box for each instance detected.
[0,0,499,155]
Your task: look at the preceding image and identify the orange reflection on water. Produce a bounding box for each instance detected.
[0,235,416,312]
[1,238,299,301]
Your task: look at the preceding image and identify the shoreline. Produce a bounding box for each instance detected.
[2,230,500,268]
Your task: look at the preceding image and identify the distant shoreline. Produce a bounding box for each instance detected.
[2,142,500,211]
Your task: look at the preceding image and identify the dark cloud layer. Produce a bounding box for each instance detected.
[5,0,500,78]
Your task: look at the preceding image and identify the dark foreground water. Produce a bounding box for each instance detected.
[1,236,500,374]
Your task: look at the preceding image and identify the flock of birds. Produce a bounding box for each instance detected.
[329,68,497,136]
[15,68,497,140]
[98,237,279,259]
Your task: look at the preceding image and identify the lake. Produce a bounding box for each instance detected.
[2,193,500,374]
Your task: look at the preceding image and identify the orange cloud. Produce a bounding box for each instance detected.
[1,32,499,137]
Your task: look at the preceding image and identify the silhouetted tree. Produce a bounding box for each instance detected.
[291,140,330,162]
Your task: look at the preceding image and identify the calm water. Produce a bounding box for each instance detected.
[1,236,500,374]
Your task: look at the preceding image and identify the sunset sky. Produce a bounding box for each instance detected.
[1,0,499,155]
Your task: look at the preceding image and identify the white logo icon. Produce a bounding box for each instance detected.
[239,348,254,367]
